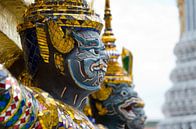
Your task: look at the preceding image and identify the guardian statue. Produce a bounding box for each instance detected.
[0,0,108,128]
[86,0,147,129]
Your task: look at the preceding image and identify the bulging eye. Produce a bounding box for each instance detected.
[89,49,95,54]
[89,49,100,55]
[121,90,128,97]
[91,42,98,46]
[94,49,100,54]
[103,59,108,64]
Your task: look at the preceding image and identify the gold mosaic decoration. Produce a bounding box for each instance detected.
[48,20,74,54]
[83,104,93,117]
[95,102,108,116]
[30,87,59,129]
[91,84,113,101]
[18,71,35,87]
[17,0,103,33]
[30,87,95,129]
[36,24,49,63]
[54,53,65,74]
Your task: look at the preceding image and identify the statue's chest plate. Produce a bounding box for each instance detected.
[55,101,95,129]
[29,87,94,129]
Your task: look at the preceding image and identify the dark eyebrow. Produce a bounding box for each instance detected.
[79,38,100,47]
[88,39,99,46]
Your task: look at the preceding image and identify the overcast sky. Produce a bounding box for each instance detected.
[92,0,180,120]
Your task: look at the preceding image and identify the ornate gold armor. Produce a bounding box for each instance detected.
[0,0,108,128]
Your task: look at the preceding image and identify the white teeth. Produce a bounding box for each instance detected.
[91,66,107,71]
[103,67,107,72]
[90,64,96,72]
[89,49,95,53]
[117,98,142,119]
[119,107,136,119]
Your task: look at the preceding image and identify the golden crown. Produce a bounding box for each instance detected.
[17,0,103,64]
[18,0,103,33]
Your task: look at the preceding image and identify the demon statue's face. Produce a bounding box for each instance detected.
[66,31,108,91]
[20,22,108,107]
[90,83,146,129]
[103,84,144,120]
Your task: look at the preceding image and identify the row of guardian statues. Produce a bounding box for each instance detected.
[0,0,146,128]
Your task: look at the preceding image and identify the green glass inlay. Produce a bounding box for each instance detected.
[0,91,11,112]
[5,99,26,127]
[21,112,36,129]
[122,56,129,73]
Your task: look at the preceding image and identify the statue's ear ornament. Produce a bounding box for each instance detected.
[48,19,75,54]
[121,47,133,82]
[35,23,50,63]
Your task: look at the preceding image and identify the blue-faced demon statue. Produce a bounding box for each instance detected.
[85,0,147,129]
[0,0,109,128]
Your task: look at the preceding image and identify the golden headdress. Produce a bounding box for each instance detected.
[1,0,103,86]
[17,0,103,63]
[18,0,103,33]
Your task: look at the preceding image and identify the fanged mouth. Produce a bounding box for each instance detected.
[90,63,107,72]
[98,72,104,83]
[119,98,141,120]
[91,72,104,86]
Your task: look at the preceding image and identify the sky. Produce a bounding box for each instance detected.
[92,0,180,121]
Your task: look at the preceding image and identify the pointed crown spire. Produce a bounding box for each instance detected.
[101,0,132,84]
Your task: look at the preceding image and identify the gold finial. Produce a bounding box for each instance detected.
[102,0,116,43]
[101,0,133,84]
